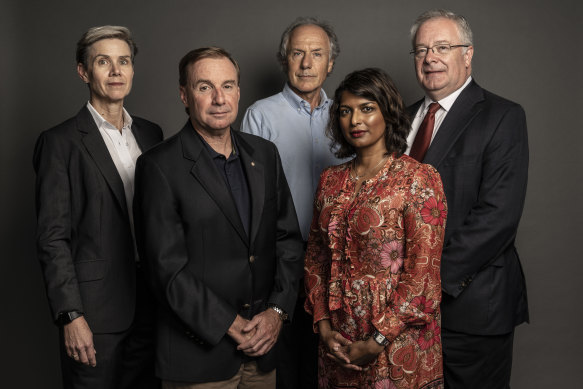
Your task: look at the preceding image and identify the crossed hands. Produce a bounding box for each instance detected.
[318,319,384,371]
[227,309,282,357]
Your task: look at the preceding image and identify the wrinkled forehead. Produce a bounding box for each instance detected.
[187,57,239,84]
[289,24,330,49]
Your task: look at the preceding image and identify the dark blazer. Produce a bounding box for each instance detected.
[408,80,529,335]
[133,121,304,383]
[33,106,163,333]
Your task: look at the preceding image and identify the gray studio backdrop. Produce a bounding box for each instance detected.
[1,0,581,387]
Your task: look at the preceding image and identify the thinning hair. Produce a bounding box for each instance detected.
[178,46,240,87]
[277,16,340,72]
[76,25,137,68]
[327,68,410,159]
[410,9,473,48]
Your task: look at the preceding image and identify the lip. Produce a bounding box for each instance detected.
[108,82,125,86]
[350,130,366,138]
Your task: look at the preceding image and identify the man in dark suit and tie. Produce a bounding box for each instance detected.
[34,26,163,388]
[133,47,304,389]
[407,10,529,389]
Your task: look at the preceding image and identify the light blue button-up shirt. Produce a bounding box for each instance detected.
[241,83,346,240]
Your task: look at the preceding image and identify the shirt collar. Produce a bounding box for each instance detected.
[422,76,472,113]
[282,83,330,114]
[86,101,133,131]
[195,128,239,160]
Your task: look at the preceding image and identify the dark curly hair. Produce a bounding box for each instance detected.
[327,68,411,158]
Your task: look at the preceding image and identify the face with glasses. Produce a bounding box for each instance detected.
[413,17,473,101]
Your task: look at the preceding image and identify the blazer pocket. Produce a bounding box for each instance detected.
[74,259,106,282]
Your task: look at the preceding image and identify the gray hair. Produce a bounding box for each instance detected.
[410,9,473,49]
[76,25,138,68]
[277,16,340,71]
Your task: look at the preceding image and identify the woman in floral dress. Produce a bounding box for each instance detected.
[304,68,447,389]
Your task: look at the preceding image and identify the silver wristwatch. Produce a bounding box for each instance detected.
[268,304,289,322]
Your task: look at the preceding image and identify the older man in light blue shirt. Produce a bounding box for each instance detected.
[241,16,344,389]
[242,83,340,240]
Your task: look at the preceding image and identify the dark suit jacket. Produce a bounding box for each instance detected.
[408,80,529,335]
[133,121,304,383]
[33,106,163,333]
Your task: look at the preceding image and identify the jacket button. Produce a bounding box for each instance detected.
[242,303,251,309]
[249,255,255,263]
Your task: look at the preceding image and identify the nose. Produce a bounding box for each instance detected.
[350,111,362,127]
[212,87,225,105]
[423,48,438,63]
[110,62,121,76]
[300,53,312,69]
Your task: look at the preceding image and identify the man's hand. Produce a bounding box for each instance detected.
[63,316,96,367]
[227,314,255,345]
[237,309,283,357]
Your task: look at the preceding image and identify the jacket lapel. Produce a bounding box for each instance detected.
[181,122,249,245]
[424,81,485,168]
[235,132,265,247]
[77,106,128,215]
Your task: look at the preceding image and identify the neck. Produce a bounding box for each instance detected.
[290,85,321,113]
[194,125,232,158]
[90,98,125,131]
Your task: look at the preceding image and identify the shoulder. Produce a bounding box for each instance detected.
[236,130,278,153]
[131,115,163,132]
[391,154,442,185]
[247,92,287,112]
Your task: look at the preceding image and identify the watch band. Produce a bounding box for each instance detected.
[372,329,389,347]
[268,304,289,322]
[56,311,84,326]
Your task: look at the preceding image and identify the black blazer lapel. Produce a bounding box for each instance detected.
[181,123,249,245]
[236,132,265,247]
[424,81,485,168]
[77,106,128,215]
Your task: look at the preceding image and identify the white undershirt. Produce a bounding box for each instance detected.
[86,102,142,258]
[406,76,472,154]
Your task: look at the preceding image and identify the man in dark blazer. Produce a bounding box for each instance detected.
[133,47,304,388]
[406,10,529,389]
[34,26,162,388]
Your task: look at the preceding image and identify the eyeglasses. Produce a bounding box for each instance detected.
[410,44,470,59]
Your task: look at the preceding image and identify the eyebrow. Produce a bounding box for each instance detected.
[194,79,237,86]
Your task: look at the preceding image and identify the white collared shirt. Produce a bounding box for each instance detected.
[86,102,142,254]
[406,76,473,155]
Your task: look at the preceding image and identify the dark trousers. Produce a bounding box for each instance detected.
[276,295,318,389]
[60,268,159,389]
[442,328,514,389]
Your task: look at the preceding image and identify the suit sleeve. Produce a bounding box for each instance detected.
[441,104,529,298]
[267,143,304,319]
[134,154,237,345]
[33,131,83,322]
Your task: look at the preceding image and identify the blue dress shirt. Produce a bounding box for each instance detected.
[241,83,347,240]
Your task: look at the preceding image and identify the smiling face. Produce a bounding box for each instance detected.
[77,38,134,106]
[180,57,240,136]
[286,24,334,104]
[414,17,473,101]
[339,91,387,155]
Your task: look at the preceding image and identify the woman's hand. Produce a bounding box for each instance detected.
[345,338,385,366]
[318,320,363,371]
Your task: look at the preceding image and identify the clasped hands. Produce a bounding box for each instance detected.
[318,319,385,371]
[228,309,282,357]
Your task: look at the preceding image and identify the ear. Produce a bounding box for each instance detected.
[463,46,474,68]
[179,86,188,107]
[327,60,334,74]
[77,63,89,83]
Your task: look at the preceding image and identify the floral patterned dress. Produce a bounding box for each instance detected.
[304,154,447,389]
